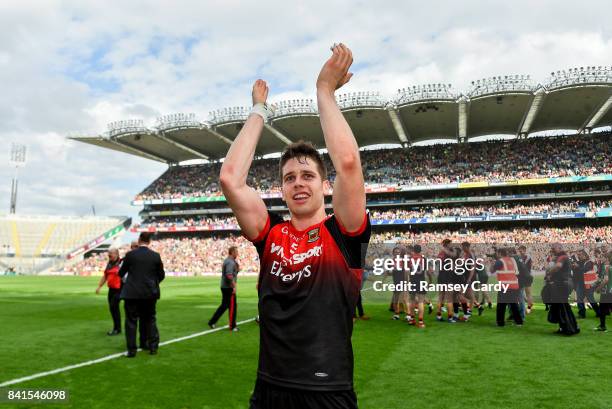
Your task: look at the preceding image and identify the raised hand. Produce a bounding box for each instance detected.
[252,79,269,106]
[316,43,354,93]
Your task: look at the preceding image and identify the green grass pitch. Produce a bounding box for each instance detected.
[0,276,609,409]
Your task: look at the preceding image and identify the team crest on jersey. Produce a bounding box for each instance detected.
[307,228,320,243]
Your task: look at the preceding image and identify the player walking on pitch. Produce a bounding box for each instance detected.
[219,43,370,409]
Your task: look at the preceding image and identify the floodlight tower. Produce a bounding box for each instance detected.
[9,143,27,214]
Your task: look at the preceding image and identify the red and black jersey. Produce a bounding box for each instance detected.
[249,211,371,391]
[437,248,454,284]
[104,259,122,289]
[408,253,427,293]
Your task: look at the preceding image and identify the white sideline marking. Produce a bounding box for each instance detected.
[0,317,256,387]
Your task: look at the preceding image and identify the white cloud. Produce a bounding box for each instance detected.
[0,0,610,219]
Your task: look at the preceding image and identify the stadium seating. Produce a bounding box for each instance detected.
[134,199,612,231]
[0,215,128,274]
[135,133,611,201]
[67,132,612,277]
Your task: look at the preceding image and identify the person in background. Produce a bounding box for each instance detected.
[571,249,600,319]
[594,252,611,332]
[128,239,149,350]
[95,248,122,336]
[119,232,165,357]
[407,245,427,328]
[492,248,523,327]
[389,246,409,321]
[546,244,579,335]
[354,269,370,321]
[208,246,240,331]
[517,245,534,314]
[436,239,458,323]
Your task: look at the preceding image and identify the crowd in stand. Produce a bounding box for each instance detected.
[370,226,611,273]
[135,199,612,230]
[140,215,238,229]
[135,133,611,201]
[369,199,612,219]
[65,236,260,276]
[67,225,612,276]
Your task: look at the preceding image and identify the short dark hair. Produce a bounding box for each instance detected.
[139,232,153,244]
[413,244,422,253]
[228,246,237,255]
[279,140,327,181]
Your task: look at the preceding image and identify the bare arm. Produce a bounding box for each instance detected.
[316,44,366,232]
[219,80,270,240]
[95,275,106,294]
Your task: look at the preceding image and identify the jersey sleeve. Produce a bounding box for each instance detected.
[324,212,371,269]
[250,211,284,258]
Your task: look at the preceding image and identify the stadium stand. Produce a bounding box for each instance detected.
[133,199,612,231]
[67,225,612,277]
[69,70,612,278]
[133,133,611,201]
[0,215,130,274]
[66,131,612,277]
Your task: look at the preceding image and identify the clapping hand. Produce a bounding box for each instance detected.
[316,43,353,93]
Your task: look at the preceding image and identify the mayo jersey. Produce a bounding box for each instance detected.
[250,211,371,391]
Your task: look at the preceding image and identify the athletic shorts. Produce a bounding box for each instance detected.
[439,290,457,304]
[519,275,533,288]
[477,272,489,284]
[409,292,426,303]
[249,378,358,409]
[392,290,408,304]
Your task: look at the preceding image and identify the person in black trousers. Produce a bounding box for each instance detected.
[571,249,600,318]
[491,248,524,327]
[118,232,165,357]
[95,248,123,335]
[125,240,149,350]
[208,246,239,331]
[546,244,580,335]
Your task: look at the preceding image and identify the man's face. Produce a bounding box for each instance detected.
[108,250,119,261]
[232,249,239,258]
[552,244,562,255]
[281,157,329,218]
[518,248,526,257]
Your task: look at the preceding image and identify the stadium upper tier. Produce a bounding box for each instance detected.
[131,133,611,202]
[0,215,130,274]
[71,67,612,162]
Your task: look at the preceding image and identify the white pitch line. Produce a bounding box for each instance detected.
[361,283,374,292]
[0,317,256,388]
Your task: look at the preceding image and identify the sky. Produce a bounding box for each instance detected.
[0,0,611,222]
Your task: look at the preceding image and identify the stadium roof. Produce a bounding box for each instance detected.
[70,66,612,164]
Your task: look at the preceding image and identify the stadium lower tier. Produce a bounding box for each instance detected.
[134,199,612,232]
[65,223,611,277]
